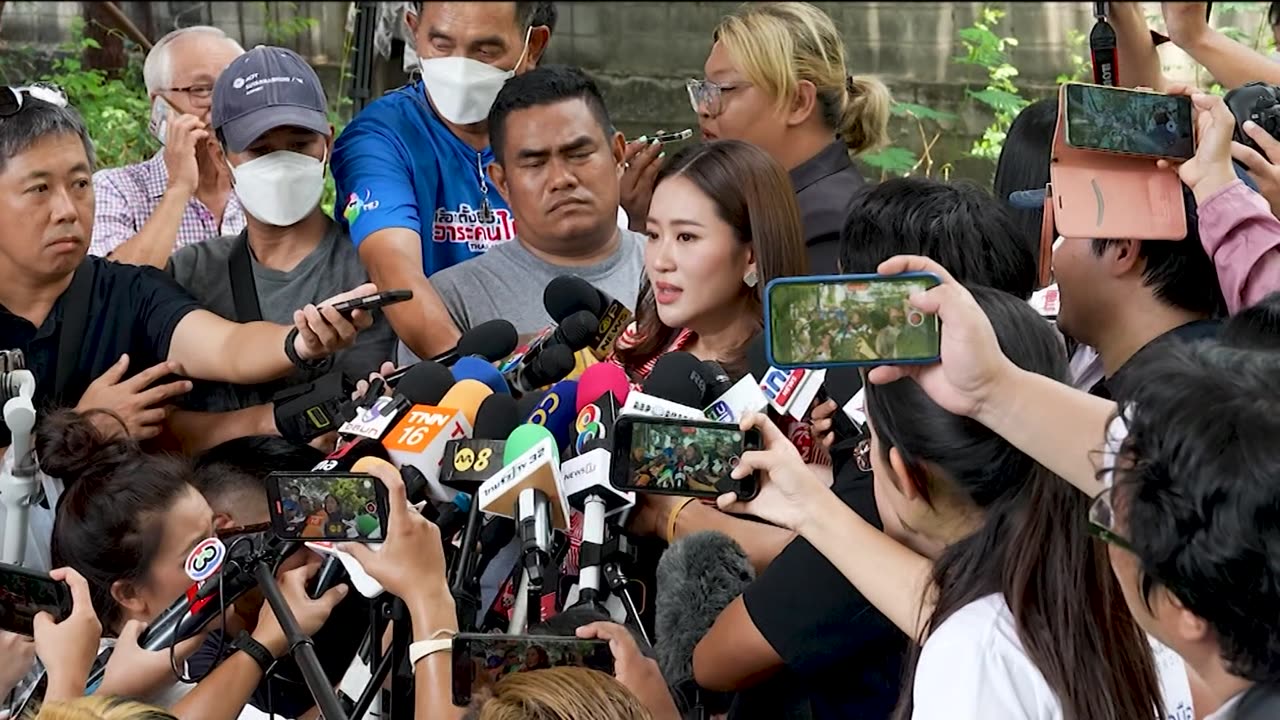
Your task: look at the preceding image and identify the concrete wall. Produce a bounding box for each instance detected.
[3,1,1274,182]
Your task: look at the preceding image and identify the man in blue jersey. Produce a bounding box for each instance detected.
[332,2,555,361]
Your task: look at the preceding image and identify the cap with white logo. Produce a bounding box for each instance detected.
[212,45,329,153]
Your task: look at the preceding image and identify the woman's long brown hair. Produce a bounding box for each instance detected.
[614,139,808,381]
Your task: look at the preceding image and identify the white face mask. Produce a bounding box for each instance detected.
[419,27,532,125]
[230,150,326,227]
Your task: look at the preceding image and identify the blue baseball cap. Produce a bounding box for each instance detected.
[212,45,329,152]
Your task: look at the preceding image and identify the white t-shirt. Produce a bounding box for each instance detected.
[912,594,1196,720]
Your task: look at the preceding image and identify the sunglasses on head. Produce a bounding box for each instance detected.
[0,84,69,118]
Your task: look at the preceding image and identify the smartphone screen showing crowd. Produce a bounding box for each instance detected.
[764,273,942,369]
[1064,83,1195,160]
[611,417,760,500]
[0,563,71,637]
[451,633,615,705]
[266,472,389,542]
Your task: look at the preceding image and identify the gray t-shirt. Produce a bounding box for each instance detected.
[168,219,398,412]
[398,229,645,364]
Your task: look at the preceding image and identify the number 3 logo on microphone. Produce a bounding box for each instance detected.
[530,392,560,426]
[185,537,227,583]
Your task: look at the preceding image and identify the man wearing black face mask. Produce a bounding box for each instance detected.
[168,47,397,427]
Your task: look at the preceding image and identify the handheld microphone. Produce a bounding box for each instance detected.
[451,356,510,398]
[745,335,826,421]
[523,379,579,454]
[449,394,521,596]
[622,352,706,420]
[438,379,494,428]
[500,310,597,395]
[424,318,520,368]
[503,343,577,396]
[569,363,630,457]
[341,360,455,441]
[656,531,755,716]
[544,275,634,360]
[698,358,771,424]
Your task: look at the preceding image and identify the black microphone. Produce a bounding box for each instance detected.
[504,343,577,396]
[656,531,756,716]
[449,394,521,588]
[745,334,861,441]
[342,360,455,441]
[644,352,710,409]
[697,361,733,405]
[419,318,520,369]
[543,275,634,359]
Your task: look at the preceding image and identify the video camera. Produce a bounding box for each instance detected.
[1225,81,1280,155]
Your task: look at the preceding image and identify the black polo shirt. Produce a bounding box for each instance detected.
[1089,319,1222,400]
[790,141,870,274]
[737,462,906,719]
[0,256,202,446]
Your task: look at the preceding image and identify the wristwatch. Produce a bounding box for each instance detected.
[234,630,277,674]
[284,326,334,372]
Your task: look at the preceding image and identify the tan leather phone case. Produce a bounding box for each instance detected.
[1050,84,1188,241]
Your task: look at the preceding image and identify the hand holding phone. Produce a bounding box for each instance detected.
[0,563,73,638]
[1063,82,1196,160]
[30,567,101,702]
[715,413,831,532]
[267,472,390,543]
[610,417,761,500]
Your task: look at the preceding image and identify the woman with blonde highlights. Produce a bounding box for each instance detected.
[468,667,653,720]
[32,697,176,720]
[689,2,892,272]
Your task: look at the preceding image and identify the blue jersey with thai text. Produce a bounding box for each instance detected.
[331,81,515,276]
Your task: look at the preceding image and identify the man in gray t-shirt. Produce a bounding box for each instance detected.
[170,221,397,412]
[168,45,397,415]
[399,65,647,366]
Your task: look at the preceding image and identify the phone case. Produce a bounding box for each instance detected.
[762,272,943,370]
[1037,183,1056,290]
[1052,84,1188,242]
[0,563,72,636]
[609,416,760,500]
[266,472,390,543]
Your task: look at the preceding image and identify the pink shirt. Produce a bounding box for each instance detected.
[1197,180,1280,314]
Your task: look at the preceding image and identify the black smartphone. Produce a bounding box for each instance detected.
[763,272,943,370]
[329,289,413,317]
[1063,83,1195,160]
[0,562,72,637]
[265,471,389,543]
[610,416,761,500]
[451,633,615,706]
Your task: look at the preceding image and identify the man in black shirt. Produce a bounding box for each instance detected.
[0,87,373,450]
[1050,192,1225,400]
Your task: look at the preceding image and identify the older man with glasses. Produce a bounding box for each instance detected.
[89,26,246,268]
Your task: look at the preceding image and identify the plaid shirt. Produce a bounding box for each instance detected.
[90,151,246,257]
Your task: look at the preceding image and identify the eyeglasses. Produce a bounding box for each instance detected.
[1086,485,1135,553]
[685,78,751,118]
[166,85,215,100]
[0,83,68,118]
[853,437,872,473]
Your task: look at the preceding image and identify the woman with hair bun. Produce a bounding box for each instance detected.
[690,1,892,272]
[40,409,345,718]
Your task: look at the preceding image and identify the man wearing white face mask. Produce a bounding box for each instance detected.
[331,1,554,362]
[169,46,397,420]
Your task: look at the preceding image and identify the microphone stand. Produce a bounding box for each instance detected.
[251,557,348,720]
[2,371,39,565]
[574,509,650,647]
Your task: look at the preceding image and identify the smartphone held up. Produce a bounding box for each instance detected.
[764,272,942,370]
[1063,82,1195,160]
[610,417,761,501]
[265,471,389,543]
[0,562,72,637]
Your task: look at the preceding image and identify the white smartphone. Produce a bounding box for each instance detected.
[148,97,172,145]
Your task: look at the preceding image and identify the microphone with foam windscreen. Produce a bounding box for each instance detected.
[568,363,630,457]
[745,334,859,438]
[622,352,706,420]
[477,424,570,629]
[427,318,520,368]
[544,275,634,359]
[501,311,595,396]
[523,379,579,455]
[700,356,770,424]
[656,531,756,717]
[341,360,455,441]
[451,356,510,397]
[561,364,635,605]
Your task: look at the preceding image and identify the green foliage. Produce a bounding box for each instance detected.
[953,7,1029,161]
[44,19,155,171]
[1056,28,1092,85]
[262,1,320,45]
